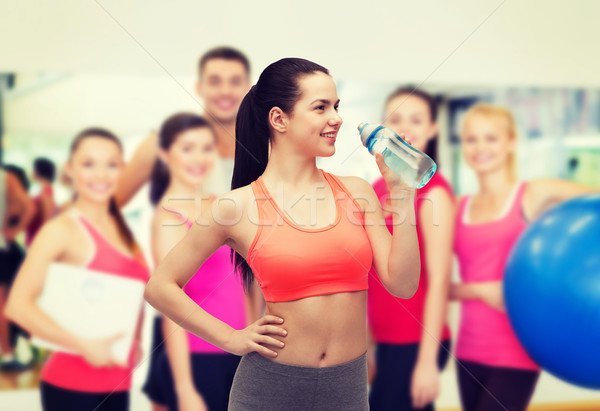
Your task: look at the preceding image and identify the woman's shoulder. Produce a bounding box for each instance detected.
[47,210,79,231]
[29,211,78,251]
[217,184,254,203]
[335,174,377,198]
[521,178,556,219]
[522,178,552,199]
[331,174,380,213]
[209,185,255,221]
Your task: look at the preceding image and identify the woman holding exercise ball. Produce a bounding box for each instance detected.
[451,103,598,411]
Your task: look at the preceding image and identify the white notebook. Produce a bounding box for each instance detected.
[32,262,146,364]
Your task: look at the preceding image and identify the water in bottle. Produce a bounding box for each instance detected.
[358,122,437,189]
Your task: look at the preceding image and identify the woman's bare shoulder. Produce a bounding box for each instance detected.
[210,185,255,220]
[336,175,376,196]
[29,211,78,252]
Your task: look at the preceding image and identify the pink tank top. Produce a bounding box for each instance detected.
[180,218,246,353]
[41,212,150,392]
[454,182,539,370]
[368,172,452,343]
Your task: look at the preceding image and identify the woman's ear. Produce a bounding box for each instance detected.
[269,107,287,134]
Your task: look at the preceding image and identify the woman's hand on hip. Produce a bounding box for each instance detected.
[226,315,287,357]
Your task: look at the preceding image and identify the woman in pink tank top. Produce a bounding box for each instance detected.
[451,103,598,411]
[147,113,249,411]
[6,128,149,411]
[367,87,454,411]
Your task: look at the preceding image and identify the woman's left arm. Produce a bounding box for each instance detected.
[527,179,600,220]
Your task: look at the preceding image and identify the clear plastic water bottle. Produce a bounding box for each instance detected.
[358,122,437,189]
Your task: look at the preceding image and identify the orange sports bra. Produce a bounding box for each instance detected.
[247,169,373,302]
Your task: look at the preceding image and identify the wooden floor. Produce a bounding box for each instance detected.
[1,363,599,411]
[440,402,600,411]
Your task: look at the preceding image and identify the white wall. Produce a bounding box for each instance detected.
[1,1,599,87]
[3,73,199,136]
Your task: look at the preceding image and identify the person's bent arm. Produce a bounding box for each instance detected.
[527,178,600,220]
[144,191,287,358]
[5,219,124,366]
[115,131,158,207]
[449,281,505,312]
[351,154,420,299]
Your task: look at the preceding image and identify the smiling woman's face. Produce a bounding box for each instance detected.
[160,126,217,187]
[383,93,437,152]
[67,136,124,203]
[461,113,516,174]
[281,72,343,158]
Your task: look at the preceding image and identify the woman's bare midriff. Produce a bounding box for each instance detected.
[257,290,368,367]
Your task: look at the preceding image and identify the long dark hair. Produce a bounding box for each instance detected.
[149,113,215,205]
[384,86,439,163]
[70,127,138,253]
[232,57,329,293]
[33,157,56,182]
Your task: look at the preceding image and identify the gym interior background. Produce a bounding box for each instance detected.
[1,1,599,410]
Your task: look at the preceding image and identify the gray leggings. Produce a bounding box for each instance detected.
[228,350,369,411]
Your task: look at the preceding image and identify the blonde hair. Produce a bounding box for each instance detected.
[462,103,518,177]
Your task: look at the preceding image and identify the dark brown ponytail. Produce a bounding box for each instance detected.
[231,58,330,293]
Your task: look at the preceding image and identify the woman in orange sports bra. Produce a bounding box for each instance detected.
[145,58,421,411]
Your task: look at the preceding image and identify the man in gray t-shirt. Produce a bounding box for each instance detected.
[116,47,251,204]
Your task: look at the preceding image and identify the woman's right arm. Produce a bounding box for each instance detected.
[4,219,123,365]
[144,190,288,358]
[449,282,505,311]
